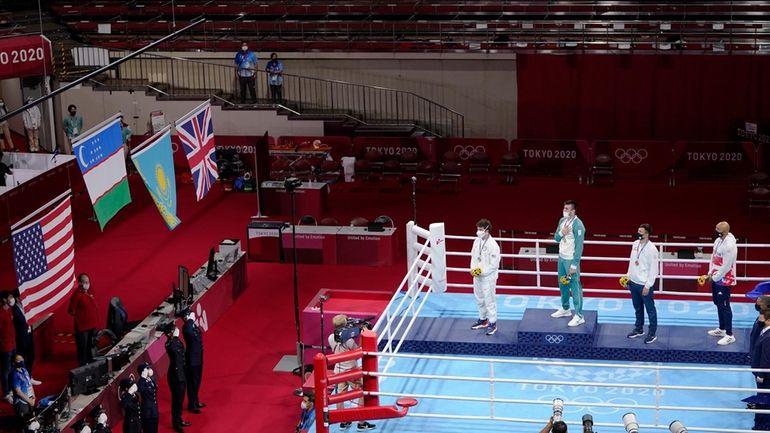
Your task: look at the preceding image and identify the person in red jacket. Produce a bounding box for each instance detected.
[68,274,99,366]
[0,291,16,403]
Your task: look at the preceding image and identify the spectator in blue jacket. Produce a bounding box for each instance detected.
[234,42,258,104]
[266,52,284,105]
[296,392,315,433]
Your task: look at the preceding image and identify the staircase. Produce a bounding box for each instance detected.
[55,50,464,138]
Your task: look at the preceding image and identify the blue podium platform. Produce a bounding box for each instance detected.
[389,308,751,365]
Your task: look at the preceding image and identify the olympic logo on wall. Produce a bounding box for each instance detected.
[453,145,486,160]
[545,334,565,344]
[614,148,649,164]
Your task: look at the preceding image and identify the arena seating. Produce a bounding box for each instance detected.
[49,1,770,53]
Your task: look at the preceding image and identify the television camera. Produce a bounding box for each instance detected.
[333,316,374,343]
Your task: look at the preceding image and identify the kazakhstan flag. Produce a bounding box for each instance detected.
[130,128,181,230]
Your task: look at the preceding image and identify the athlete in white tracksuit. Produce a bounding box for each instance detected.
[470,219,501,335]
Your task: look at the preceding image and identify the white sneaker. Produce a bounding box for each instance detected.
[31,379,42,386]
[717,335,736,345]
[551,308,572,318]
[707,328,727,337]
[568,315,585,327]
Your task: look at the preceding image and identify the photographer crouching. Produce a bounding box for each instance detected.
[539,398,596,433]
[327,314,376,432]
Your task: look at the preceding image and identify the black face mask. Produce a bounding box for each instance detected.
[70,111,76,116]
[713,230,722,240]
[757,304,762,312]
[634,233,643,240]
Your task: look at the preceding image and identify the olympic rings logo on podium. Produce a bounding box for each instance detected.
[453,145,486,160]
[614,148,649,164]
[545,334,565,344]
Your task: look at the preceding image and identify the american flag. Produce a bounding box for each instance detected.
[175,102,218,201]
[11,195,75,324]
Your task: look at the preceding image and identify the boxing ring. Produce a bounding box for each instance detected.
[311,221,770,433]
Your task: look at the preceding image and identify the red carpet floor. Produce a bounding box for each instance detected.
[2,172,769,432]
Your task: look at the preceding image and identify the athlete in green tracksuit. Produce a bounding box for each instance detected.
[550,199,586,327]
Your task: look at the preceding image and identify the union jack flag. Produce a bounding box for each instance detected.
[175,102,218,201]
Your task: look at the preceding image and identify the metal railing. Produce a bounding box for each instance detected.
[54,47,464,137]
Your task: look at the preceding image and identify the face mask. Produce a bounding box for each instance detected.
[301,401,308,410]
[70,111,77,116]
[757,304,762,312]
[563,210,570,218]
[141,369,149,379]
[8,298,14,307]
[634,233,643,240]
[15,360,24,369]
[242,46,248,51]
[713,230,721,240]
[148,368,154,377]
[128,383,138,395]
[188,312,196,322]
[173,328,180,338]
[97,413,108,425]
[28,420,40,431]
[476,230,485,238]
[80,426,91,433]
[81,283,90,290]
[0,101,4,106]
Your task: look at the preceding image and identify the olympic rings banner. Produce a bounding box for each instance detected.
[595,140,674,178]
[0,34,53,80]
[436,138,509,164]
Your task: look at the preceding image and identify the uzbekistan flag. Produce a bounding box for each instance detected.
[74,116,132,230]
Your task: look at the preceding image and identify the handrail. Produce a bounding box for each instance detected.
[53,45,465,137]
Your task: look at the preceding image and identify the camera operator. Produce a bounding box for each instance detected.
[539,417,568,433]
[327,314,376,432]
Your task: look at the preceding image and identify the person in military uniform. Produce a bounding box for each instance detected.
[164,322,191,432]
[92,411,111,433]
[182,308,205,413]
[119,377,142,433]
[137,362,159,433]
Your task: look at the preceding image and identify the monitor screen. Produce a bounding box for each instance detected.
[179,265,190,301]
[69,359,108,396]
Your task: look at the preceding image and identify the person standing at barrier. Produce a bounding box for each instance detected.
[164,322,191,432]
[551,200,587,327]
[469,218,501,336]
[182,308,205,413]
[8,292,39,385]
[705,221,738,346]
[296,391,315,433]
[138,362,159,433]
[266,52,284,105]
[69,274,98,366]
[10,354,35,420]
[62,104,83,154]
[327,314,376,432]
[234,42,258,104]
[0,291,17,404]
[621,223,659,344]
[751,310,770,430]
[22,97,41,152]
[0,98,15,152]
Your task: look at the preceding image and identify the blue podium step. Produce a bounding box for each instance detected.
[389,308,751,364]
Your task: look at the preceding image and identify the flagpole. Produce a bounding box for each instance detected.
[131,125,172,156]
[251,136,267,219]
[11,189,71,230]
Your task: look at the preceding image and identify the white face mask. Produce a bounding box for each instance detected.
[128,383,138,395]
[476,230,485,238]
[242,46,248,51]
[81,283,90,291]
[80,426,91,433]
[141,369,149,379]
[148,368,154,377]
[97,413,108,425]
[8,298,15,307]
[188,312,196,322]
[562,210,571,218]
[173,328,180,338]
